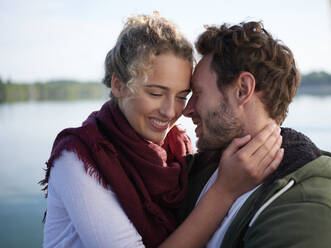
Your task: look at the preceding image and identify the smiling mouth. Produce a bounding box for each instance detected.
[149,118,170,130]
[191,118,201,135]
[195,123,202,136]
[191,116,201,126]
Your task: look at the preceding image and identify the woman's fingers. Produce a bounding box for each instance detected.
[262,148,284,178]
[252,126,281,159]
[246,127,282,182]
[222,135,251,157]
[216,123,284,198]
[257,135,282,172]
[239,124,278,157]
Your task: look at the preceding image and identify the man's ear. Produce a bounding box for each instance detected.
[236,71,256,106]
[111,74,124,98]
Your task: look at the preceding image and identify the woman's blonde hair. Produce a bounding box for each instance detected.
[103,12,193,99]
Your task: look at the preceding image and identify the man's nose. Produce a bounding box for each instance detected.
[183,97,194,117]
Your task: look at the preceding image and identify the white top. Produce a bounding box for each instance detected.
[195,168,259,248]
[43,150,145,248]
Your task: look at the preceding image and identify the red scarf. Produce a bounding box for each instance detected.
[40,100,193,247]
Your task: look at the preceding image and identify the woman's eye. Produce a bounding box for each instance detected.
[149,92,162,97]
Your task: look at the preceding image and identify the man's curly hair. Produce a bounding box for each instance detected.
[196,21,300,124]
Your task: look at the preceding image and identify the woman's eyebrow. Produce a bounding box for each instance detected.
[145,84,168,90]
[145,85,191,93]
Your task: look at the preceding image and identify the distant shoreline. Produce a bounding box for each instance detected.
[0,80,108,103]
[296,71,331,96]
[1,71,330,103]
[297,85,331,96]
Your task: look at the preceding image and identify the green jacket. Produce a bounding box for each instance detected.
[176,127,331,247]
[221,153,331,248]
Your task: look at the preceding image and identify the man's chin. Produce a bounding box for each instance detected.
[196,138,226,152]
[196,141,205,153]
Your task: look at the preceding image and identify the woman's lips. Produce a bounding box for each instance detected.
[149,117,170,131]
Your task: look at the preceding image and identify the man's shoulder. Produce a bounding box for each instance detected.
[241,155,331,247]
[321,150,331,157]
[220,154,331,248]
[286,154,331,185]
[275,154,331,206]
[256,154,331,215]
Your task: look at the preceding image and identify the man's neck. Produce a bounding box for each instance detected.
[241,97,278,138]
[245,118,277,138]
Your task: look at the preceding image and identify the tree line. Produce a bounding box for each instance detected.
[0,79,108,103]
[0,71,331,103]
[296,71,331,95]
[300,71,331,86]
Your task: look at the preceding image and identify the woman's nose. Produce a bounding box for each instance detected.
[159,98,176,119]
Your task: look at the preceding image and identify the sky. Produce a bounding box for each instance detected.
[1,0,331,83]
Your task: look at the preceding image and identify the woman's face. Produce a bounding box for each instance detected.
[115,53,192,144]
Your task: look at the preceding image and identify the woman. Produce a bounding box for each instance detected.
[41,12,282,248]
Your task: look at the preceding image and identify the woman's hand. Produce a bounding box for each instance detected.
[214,123,283,198]
[160,124,283,248]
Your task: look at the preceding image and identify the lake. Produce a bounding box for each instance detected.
[1,96,331,247]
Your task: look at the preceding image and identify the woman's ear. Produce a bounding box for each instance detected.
[111,74,123,98]
[236,71,256,106]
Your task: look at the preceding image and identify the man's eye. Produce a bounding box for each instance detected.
[177,96,187,101]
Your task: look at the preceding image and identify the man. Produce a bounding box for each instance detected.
[180,21,331,247]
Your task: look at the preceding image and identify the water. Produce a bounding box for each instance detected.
[0,100,104,248]
[283,96,331,151]
[1,96,331,247]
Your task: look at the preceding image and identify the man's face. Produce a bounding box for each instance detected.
[183,54,245,151]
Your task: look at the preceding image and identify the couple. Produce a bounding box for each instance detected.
[41,12,331,247]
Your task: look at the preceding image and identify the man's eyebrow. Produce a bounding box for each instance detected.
[180,89,191,94]
[190,80,196,89]
[145,84,191,93]
[190,84,197,92]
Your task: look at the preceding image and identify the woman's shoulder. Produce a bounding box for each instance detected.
[50,150,90,184]
[50,150,109,186]
[45,149,145,247]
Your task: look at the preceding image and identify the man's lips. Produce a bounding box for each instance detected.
[192,117,202,136]
[191,117,201,126]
